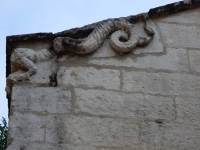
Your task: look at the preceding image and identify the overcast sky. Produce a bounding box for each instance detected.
[0,0,179,122]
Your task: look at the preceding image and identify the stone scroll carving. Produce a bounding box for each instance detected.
[6,17,154,96]
[50,18,154,86]
[53,18,154,54]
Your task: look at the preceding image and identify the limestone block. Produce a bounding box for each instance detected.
[175,97,200,125]
[133,19,163,54]
[140,122,200,150]
[123,71,200,97]
[188,50,200,73]
[29,60,53,84]
[57,67,120,90]
[97,148,132,150]
[158,7,200,24]
[89,48,189,72]
[157,22,200,49]
[46,115,139,148]
[75,89,175,120]
[8,112,45,142]
[7,142,96,150]
[11,84,71,113]
[7,142,132,150]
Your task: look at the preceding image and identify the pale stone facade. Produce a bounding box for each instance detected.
[6,1,200,150]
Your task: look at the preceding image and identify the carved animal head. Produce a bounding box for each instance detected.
[53,37,65,53]
[53,37,83,54]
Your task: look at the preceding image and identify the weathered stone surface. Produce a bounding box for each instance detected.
[188,50,200,72]
[96,148,132,150]
[29,60,54,84]
[11,84,71,113]
[157,22,200,49]
[89,48,189,71]
[6,2,200,150]
[6,41,53,88]
[6,142,97,150]
[46,115,139,148]
[6,47,54,97]
[133,19,164,54]
[7,142,133,150]
[175,97,200,125]
[140,122,200,150]
[158,7,200,24]
[5,60,53,92]
[16,40,52,51]
[53,18,154,54]
[8,112,45,142]
[57,67,120,90]
[91,38,116,57]
[75,89,175,120]
[123,71,200,97]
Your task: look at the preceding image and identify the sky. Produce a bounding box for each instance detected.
[0,0,179,122]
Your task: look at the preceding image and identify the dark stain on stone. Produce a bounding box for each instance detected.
[49,73,58,87]
[155,119,164,124]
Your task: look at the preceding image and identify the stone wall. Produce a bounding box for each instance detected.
[6,6,200,150]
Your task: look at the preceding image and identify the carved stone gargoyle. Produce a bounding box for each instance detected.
[6,16,154,96]
[53,19,154,54]
[49,18,154,86]
[6,48,53,96]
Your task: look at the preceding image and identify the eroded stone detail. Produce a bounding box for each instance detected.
[6,18,155,90]
[5,1,200,149]
[6,17,154,91]
[53,18,154,54]
[50,17,154,86]
[6,48,53,96]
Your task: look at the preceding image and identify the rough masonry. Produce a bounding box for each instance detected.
[6,0,200,150]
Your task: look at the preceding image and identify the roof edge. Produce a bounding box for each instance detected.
[6,0,200,43]
[148,0,200,16]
